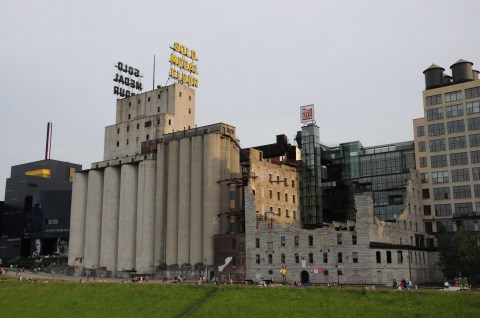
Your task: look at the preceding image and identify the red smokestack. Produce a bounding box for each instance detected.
[45,122,52,160]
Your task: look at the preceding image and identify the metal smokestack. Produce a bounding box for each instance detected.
[45,122,52,160]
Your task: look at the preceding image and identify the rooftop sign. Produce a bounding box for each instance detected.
[169,42,199,88]
[113,62,143,98]
[300,104,315,123]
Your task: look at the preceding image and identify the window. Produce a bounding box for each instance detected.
[429,139,445,152]
[376,251,381,263]
[437,220,454,232]
[323,252,328,263]
[428,123,445,136]
[128,114,131,120]
[352,235,357,245]
[468,117,480,131]
[419,157,427,167]
[137,123,140,129]
[475,184,480,198]
[117,128,120,134]
[46,219,59,225]
[179,92,182,97]
[255,238,260,248]
[352,252,358,263]
[450,152,468,165]
[281,253,286,264]
[425,222,433,233]
[189,108,191,114]
[430,154,448,168]
[116,141,119,147]
[295,253,299,263]
[256,254,260,264]
[433,187,450,200]
[472,167,480,180]
[445,90,462,102]
[308,235,313,247]
[294,236,299,247]
[466,101,480,114]
[417,126,425,137]
[432,171,449,184]
[446,104,464,117]
[471,150,480,163]
[453,185,471,199]
[386,251,392,263]
[422,189,430,199]
[280,236,285,247]
[137,99,141,104]
[127,126,130,132]
[268,254,272,264]
[427,107,443,121]
[145,121,152,128]
[451,168,470,182]
[286,209,290,218]
[277,192,280,200]
[423,205,431,216]
[418,141,426,152]
[293,211,296,219]
[469,133,480,147]
[168,119,171,125]
[232,239,237,250]
[285,193,288,202]
[426,94,442,106]
[146,134,149,141]
[278,208,281,217]
[455,202,473,217]
[324,270,329,276]
[309,253,314,263]
[292,180,295,188]
[293,195,296,203]
[157,107,160,112]
[269,190,273,199]
[435,204,452,217]
[338,252,343,264]
[147,97,151,102]
[337,234,342,245]
[397,251,403,264]
[448,136,466,149]
[465,86,480,99]
[421,173,429,183]
[126,139,129,145]
[447,120,465,133]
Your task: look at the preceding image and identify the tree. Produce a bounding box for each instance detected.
[437,226,480,281]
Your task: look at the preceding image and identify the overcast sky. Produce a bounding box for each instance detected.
[1,0,479,199]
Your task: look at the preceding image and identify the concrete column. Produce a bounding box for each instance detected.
[219,137,231,233]
[154,142,167,266]
[135,160,156,274]
[177,138,191,265]
[83,170,104,269]
[100,166,120,273]
[68,172,88,267]
[203,133,221,265]
[166,140,179,265]
[190,136,203,265]
[117,164,138,271]
[229,141,241,233]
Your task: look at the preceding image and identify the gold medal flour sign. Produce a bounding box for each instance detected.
[169,42,199,88]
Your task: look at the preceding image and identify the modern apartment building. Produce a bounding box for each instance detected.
[414,59,480,244]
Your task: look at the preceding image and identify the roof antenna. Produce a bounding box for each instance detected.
[45,122,52,160]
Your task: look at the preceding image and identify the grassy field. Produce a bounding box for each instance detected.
[0,277,479,318]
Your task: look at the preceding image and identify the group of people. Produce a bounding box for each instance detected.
[392,278,415,291]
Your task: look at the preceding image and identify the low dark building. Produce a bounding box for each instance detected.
[0,159,81,258]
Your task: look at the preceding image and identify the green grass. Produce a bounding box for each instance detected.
[0,278,479,318]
